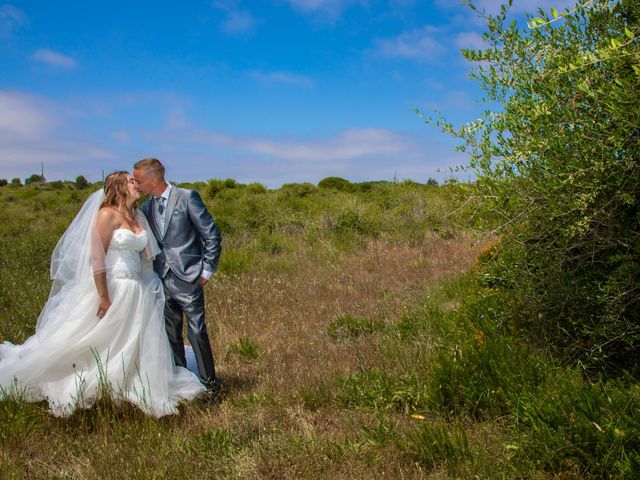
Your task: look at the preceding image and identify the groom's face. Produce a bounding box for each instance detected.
[133,168,156,196]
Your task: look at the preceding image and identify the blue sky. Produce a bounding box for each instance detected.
[0,0,574,186]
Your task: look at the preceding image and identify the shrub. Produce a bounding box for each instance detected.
[75,175,90,189]
[10,178,21,186]
[430,0,640,371]
[25,174,45,185]
[318,176,354,192]
[0,179,7,187]
[279,182,316,198]
[178,181,207,190]
[206,178,238,198]
[426,178,438,187]
[245,182,267,194]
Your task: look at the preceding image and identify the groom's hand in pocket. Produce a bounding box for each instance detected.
[197,276,208,287]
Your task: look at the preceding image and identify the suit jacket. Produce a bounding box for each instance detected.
[141,186,222,283]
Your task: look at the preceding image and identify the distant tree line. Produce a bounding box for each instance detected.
[0,174,92,189]
[203,176,441,198]
[1,173,442,195]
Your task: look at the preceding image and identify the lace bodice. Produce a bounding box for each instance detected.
[105,229,148,279]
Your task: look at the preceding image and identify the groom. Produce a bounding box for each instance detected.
[134,158,222,391]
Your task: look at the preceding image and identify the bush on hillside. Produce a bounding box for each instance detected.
[318,176,355,192]
[75,175,90,189]
[25,174,45,185]
[206,178,238,198]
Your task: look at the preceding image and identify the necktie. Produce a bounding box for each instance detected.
[157,196,165,215]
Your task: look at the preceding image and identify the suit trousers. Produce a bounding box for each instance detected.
[162,270,217,386]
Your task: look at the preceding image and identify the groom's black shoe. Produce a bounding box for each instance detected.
[201,377,223,401]
[204,377,222,391]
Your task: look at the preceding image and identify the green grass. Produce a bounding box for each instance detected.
[226,335,261,361]
[0,181,637,479]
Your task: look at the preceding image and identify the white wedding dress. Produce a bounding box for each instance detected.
[0,221,206,418]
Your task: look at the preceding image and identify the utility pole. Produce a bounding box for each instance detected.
[41,161,44,180]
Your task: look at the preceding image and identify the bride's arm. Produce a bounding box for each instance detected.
[93,208,116,319]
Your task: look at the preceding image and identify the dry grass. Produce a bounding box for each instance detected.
[209,233,486,401]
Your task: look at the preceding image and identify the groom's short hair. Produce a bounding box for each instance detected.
[134,158,165,180]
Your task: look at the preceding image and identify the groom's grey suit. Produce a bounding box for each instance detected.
[141,186,222,388]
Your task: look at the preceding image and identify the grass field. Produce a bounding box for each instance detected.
[0,181,638,479]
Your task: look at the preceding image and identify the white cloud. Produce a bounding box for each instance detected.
[234,128,408,161]
[222,10,258,34]
[141,125,466,186]
[32,49,78,69]
[454,31,486,51]
[249,70,315,88]
[372,26,444,61]
[485,0,576,14]
[0,91,115,180]
[0,91,57,139]
[165,107,192,130]
[111,130,131,144]
[285,0,365,21]
[212,1,260,35]
[438,0,577,16]
[0,90,468,186]
[0,4,26,36]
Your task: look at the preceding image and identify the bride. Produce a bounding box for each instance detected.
[0,171,205,417]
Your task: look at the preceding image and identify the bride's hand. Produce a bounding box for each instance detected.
[96,297,111,319]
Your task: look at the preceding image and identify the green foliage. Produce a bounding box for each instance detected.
[245,182,267,194]
[186,428,239,458]
[338,367,429,414]
[327,314,385,340]
[206,178,238,198]
[217,247,253,274]
[177,180,206,191]
[399,421,470,472]
[48,180,66,190]
[431,0,640,371]
[10,178,21,186]
[426,287,547,418]
[75,175,90,189]
[513,371,640,478]
[318,176,354,192]
[279,182,316,198]
[0,179,7,187]
[226,335,260,361]
[24,174,45,185]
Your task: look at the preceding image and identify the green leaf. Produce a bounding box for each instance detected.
[624,28,634,40]
[610,38,621,48]
[551,8,559,20]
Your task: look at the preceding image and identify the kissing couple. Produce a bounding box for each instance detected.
[0,158,222,417]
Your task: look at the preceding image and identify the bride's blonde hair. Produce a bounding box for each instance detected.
[101,171,136,222]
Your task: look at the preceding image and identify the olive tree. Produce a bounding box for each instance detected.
[429,0,639,370]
